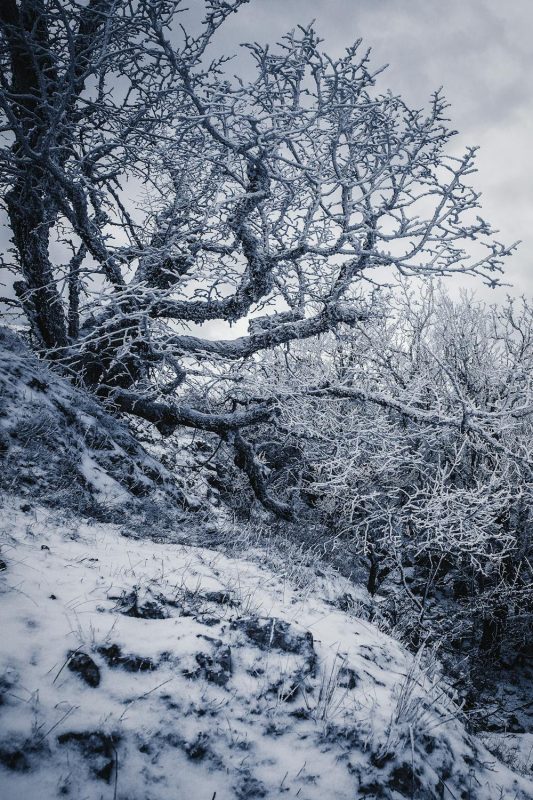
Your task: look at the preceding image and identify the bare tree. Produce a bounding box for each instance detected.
[254,288,532,654]
[0,0,515,513]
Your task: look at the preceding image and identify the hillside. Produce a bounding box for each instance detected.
[0,327,194,519]
[0,330,532,799]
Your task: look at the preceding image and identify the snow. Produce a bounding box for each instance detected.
[0,326,187,516]
[79,453,131,507]
[1,498,532,800]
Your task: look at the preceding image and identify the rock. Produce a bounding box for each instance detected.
[338,666,359,690]
[40,544,50,551]
[195,639,232,686]
[358,779,386,797]
[0,744,29,772]
[336,592,356,612]
[388,762,425,797]
[97,643,125,667]
[57,731,117,782]
[201,590,237,607]
[135,597,167,619]
[198,615,220,627]
[115,587,168,619]
[232,616,316,674]
[97,643,156,672]
[0,559,6,572]
[67,651,101,688]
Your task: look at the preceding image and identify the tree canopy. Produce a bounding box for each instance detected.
[0,0,516,513]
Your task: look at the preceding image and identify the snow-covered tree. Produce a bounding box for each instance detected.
[249,288,532,655]
[0,0,515,510]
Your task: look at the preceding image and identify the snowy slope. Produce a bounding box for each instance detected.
[1,499,532,800]
[0,327,531,799]
[0,327,190,517]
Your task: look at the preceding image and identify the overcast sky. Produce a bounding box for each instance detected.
[205,0,533,301]
[1,0,531,315]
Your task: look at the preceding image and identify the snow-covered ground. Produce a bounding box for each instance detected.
[0,327,531,799]
[1,499,532,800]
[0,326,189,517]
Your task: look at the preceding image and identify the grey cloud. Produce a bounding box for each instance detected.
[1,0,531,308]
[213,0,533,298]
